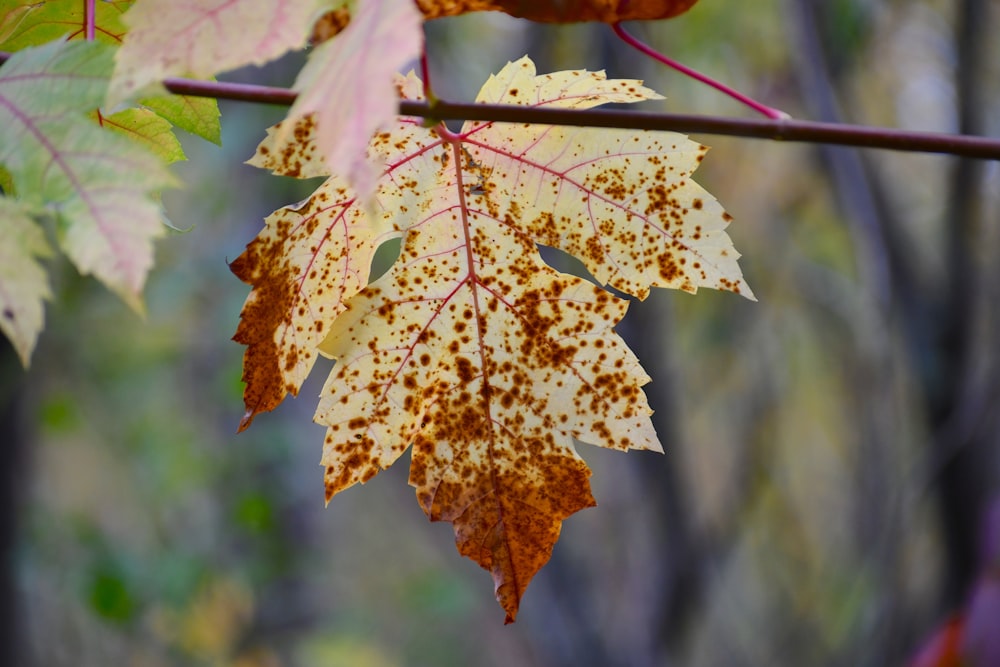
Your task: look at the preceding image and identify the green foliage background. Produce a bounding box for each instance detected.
[3,1,999,665]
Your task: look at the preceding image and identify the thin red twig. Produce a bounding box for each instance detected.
[420,49,433,101]
[612,22,787,120]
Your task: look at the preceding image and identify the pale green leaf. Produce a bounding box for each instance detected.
[0,40,175,309]
[0,196,51,366]
[0,0,220,145]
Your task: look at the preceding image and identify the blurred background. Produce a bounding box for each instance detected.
[2,0,999,664]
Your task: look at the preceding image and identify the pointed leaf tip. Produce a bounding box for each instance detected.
[238,409,255,433]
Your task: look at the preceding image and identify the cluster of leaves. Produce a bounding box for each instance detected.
[0,0,221,364]
[0,0,750,621]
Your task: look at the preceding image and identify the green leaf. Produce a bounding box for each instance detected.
[0,164,13,195]
[96,108,186,164]
[234,493,275,533]
[0,40,176,311]
[0,196,51,366]
[0,0,133,51]
[140,92,222,145]
[87,567,136,623]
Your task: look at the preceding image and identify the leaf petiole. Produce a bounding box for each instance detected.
[84,0,96,41]
[419,48,461,141]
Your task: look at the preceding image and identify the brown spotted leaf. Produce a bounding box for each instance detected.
[230,76,427,429]
[316,200,661,622]
[235,57,750,621]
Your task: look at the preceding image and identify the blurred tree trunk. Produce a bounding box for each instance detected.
[934,0,996,607]
[790,0,1000,653]
[622,294,703,661]
[0,343,26,667]
[787,2,910,661]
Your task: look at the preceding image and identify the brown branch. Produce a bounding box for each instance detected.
[405,101,1000,160]
[1,50,999,159]
[160,77,298,105]
[164,79,1000,160]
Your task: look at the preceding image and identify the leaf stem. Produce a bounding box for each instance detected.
[612,22,788,120]
[420,49,434,103]
[84,0,96,41]
[419,46,461,142]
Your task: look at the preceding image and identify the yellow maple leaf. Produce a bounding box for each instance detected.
[234,56,751,621]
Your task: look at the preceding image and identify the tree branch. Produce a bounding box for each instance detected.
[162,79,1000,160]
[402,100,1000,159]
[1,50,998,159]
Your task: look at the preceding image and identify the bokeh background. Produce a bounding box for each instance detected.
[2,0,999,665]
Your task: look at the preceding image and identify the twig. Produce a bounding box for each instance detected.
[1,51,998,159]
[155,79,1000,161]
[160,77,298,105]
[404,101,1000,160]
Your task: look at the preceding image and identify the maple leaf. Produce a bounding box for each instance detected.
[0,40,175,312]
[108,0,326,104]
[236,57,750,621]
[415,0,699,23]
[0,197,51,365]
